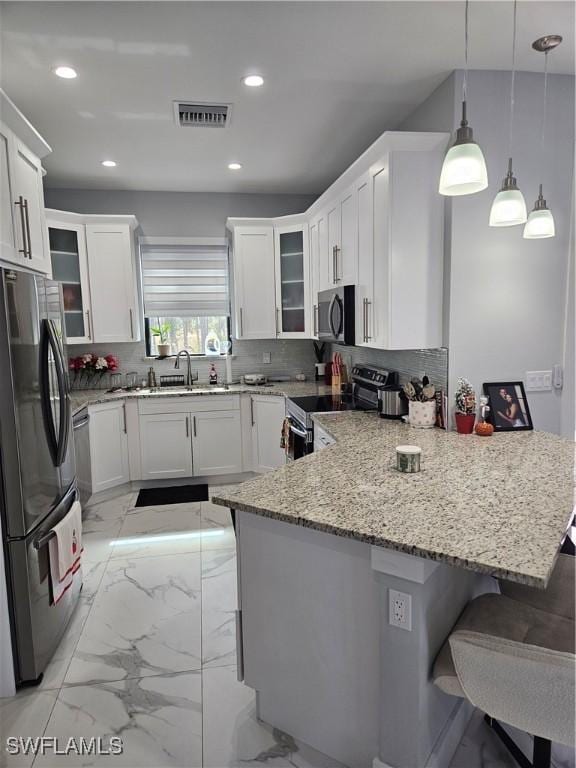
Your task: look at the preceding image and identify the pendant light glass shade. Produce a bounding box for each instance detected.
[439,101,488,196]
[489,159,527,226]
[523,185,555,238]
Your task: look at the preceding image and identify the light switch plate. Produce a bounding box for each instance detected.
[262,352,271,364]
[525,370,553,392]
[389,589,412,631]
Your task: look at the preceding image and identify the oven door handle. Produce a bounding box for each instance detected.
[288,420,308,439]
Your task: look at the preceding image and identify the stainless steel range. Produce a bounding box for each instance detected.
[285,365,399,460]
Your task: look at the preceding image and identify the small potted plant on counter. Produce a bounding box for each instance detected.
[454,377,477,434]
[150,323,171,357]
[403,376,436,428]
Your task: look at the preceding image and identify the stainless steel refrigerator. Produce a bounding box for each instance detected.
[0,267,80,686]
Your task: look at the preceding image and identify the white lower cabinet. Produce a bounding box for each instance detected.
[251,395,286,472]
[140,413,193,480]
[137,399,243,479]
[88,401,129,493]
[192,411,242,475]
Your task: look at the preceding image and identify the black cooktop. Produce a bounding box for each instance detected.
[289,394,376,414]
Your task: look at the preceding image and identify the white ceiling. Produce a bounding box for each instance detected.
[1,1,574,194]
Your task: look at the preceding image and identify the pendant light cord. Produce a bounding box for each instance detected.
[463,0,469,102]
[508,0,517,159]
[541,49,549,152]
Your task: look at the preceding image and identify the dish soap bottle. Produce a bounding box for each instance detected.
[208,363,218,386]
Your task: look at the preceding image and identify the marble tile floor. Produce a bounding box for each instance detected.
[1,485,574,768]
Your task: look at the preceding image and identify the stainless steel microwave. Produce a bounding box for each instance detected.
[317,286,355,345]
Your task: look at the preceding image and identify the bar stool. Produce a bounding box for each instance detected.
[433,554,575,768]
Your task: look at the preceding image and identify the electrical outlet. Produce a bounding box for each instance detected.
[262,352,271,364]
[525,370,553,392]
[389,589,412,631]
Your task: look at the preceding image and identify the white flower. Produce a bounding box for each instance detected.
[95,357,108,370]
[82,354,92,363]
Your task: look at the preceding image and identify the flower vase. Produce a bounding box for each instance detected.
[157,343,171,358]
[455,413,475,434]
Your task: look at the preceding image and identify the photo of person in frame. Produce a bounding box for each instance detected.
[483,382,533,432]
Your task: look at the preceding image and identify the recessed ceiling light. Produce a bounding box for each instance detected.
[101,160,117,168]
[242,74,264,88]
[54,66,77,79]
[228,162,242,170]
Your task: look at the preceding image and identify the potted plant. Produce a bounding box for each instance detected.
[313,341,327,381]
[403,376,436,428]
[150,323,171,357]
[454,377,477,434]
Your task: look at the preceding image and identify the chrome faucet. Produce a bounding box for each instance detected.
[175,349,193,386]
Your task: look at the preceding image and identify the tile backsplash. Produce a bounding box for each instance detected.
[67,338,317,389]
[328,344,448,392]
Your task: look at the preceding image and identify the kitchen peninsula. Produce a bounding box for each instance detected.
[212,413,574,768]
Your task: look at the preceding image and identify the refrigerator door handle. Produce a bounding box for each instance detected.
[39,319,69,467]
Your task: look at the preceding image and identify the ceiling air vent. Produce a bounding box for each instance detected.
[173,101,231,128]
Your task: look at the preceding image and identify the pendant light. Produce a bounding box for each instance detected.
[524,35,562,239]
[439,0,488,196]
[489,0,527,226]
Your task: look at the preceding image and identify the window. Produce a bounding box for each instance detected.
[140,239,230,357]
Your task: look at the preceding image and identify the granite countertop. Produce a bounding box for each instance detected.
[70,381,330,415]
[212,411,575,587]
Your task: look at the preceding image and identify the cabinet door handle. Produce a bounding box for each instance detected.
[129,309,134,339]
[15,197,29,257]
[239,307,243,336]
[193,415,197,437]
[85,310,92,340]
[23,199,32,259]
[122,403,127,433]
[275,308,280,336]
[332,246,337,284]
[313,304,318,337]
[365,299,372,341]
[185,416,189,437]
[250,397,255,426]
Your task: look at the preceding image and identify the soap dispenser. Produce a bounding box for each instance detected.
[208,363,218,386]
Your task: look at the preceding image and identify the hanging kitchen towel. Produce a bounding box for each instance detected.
[48,501,83,605]
[280,417,293,454]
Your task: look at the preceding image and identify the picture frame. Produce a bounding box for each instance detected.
[482,381,533,432]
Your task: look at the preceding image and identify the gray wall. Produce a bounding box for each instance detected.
[44,189,318,383]
[44,189,316,238]
[401,70,575,436]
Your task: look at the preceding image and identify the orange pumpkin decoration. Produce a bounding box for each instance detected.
[475,421,494,437]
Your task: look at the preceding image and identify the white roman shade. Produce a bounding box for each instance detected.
[141,242,229,317]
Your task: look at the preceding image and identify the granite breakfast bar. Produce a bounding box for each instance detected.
[211,412,574,768]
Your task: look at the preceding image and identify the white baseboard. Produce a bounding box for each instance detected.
[372,699,474,768]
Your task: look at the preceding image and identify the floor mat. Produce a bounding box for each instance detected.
[135,484,209,507]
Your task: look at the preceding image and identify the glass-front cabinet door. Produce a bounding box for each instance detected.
[274,223,309,338]
[47,221,92,344]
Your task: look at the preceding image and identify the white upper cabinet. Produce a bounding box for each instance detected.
[12,139,50,274]
[45,211,140,344]
[355,172,375,346]
[0,126,17,264]
[308,220,320,338]
[231,225,276,339]
[368,147,445,350]
[274,223,310,338]
[228,131,448,346]
[86,222,139,343]
[322,189,358,290]
[338,186,358,286]
[0,95,52,276]
[47,217,92,344]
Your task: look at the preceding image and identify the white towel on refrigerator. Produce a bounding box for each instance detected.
[48,500,83,605]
